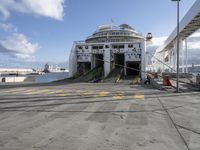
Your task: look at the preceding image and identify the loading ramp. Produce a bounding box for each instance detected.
[103,68,124,83]
[74,66,104,82]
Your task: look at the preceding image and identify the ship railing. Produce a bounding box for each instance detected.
[86,32,142,40]
[75,41,86,44]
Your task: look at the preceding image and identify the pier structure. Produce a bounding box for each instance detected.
[153,0,200,73]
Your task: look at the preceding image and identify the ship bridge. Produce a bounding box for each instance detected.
[86,24,144,43]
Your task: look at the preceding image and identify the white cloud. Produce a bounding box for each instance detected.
[146,36,168,55]
[147,36,168,48]
[187,41,200,50]
[190,31,200,38]
[0,0,65,20]
[184,30,200,64]
[0,33,40,60]
[186,31,200,50]
[0,23,17,32]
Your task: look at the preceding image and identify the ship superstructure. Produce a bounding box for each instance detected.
[69,24,146,80]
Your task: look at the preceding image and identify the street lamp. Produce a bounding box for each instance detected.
[172,0,181,92]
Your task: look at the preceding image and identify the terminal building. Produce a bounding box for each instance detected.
[69,24,146,80]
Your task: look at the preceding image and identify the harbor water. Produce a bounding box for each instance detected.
[0,72,69,83]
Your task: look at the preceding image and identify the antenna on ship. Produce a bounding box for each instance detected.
[111,18,114,28]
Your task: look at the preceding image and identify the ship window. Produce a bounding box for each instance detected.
[113,45,118,49]
[99,46,103,49]
[119,45,124,49]
[92,46,98,49]
[128,44,133,48]
[78,46,82,49]
[105,45,109,48]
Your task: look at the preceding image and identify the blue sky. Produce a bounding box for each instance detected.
[0,0,198,68]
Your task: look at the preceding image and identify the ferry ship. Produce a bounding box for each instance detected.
[69,24,146,81]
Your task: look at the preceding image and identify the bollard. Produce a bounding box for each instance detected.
[196,74,200,85]
[163,75,172,86]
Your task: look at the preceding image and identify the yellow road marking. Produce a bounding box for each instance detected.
[47,91,57,94]
[76,90,83,93]
[25,89,36,92]
[112,92,124,100]
[97,92,109,97]
[112,95,123,100]
[4,88,25,93]
[48,90,65,94]
[82,91,94,96]
[133,93,144,100]
[25,89,51,95]
[56,93,71,97]
[10,89,36,94]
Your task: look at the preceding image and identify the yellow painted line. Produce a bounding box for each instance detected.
[82,91,94,96]
[112,92,124,100]
[112,95,123,100]
[97,92,109,97]
[56,93,72,97]
[133,93,144,100]
[48,90,65,94]
[76,90,83,93]
[10,89,36,94]
[47,91,57,94]
[4,88,26,93]
[36,89,52,94]
[56,91,85,97]
[25,89,36,92]
[25,89,51,95]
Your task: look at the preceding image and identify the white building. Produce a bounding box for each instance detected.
[69,24,146,80]
[0,68,33,75]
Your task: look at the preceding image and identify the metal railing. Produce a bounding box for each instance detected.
[86,32,142,40]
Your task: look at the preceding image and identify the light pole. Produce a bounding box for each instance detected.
[172,0,181,92]
[185,38,188,73]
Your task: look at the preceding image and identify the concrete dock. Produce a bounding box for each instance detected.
[0,82,200,150]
